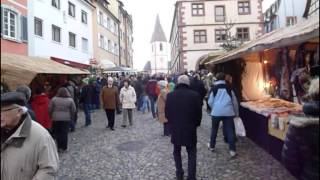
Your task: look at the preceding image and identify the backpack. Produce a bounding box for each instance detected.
[211,84,233,99]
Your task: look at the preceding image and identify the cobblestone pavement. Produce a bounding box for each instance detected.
[57,108,296,180]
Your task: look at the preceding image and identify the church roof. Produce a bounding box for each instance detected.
[151,15,167,43]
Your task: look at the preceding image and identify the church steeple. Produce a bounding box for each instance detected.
[150,14,167,43]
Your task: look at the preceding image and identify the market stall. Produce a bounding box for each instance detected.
[204,16,319,170]
[1,53,90,91]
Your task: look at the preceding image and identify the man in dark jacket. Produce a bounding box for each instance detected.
[80,79,94,126]
[282,78,319,180]
[190,74,207,104]
[165,75,202,180]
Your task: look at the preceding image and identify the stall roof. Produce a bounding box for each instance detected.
[1,53,89,90]
[206,16,319,65]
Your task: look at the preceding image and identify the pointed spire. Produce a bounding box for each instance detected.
[151,14,167,43]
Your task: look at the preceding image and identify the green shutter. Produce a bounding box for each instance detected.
[21,16,28,42]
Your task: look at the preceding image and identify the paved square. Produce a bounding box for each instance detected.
[57,109,296,180]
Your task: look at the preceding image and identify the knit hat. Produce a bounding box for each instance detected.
[158,80,168,90]
[16,85,32,101]
[177,75,190,86]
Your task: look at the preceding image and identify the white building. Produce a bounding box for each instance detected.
[150,15,169,74]
[264,0,308,33]
[27,0,95,68]
[169,0,264,73]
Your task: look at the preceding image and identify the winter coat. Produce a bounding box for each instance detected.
[49,97,76,121]
[165,84,202,146]
[145,80,158,98]
[282,101,319,180]
[120,86,137,109]
[80,85,94,104]
[1,114,59,180]
[157,89,168,124]
[190,79,207,101]
[92,83,101,106]
[208,80,239,117]
[101,86,119,110]
[31,93,52,129]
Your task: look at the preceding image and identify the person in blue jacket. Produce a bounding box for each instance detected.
[207,72,239,158]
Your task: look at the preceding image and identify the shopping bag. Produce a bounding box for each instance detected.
[234,117,246,137]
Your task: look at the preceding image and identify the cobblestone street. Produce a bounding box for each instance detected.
[57,109,296,180]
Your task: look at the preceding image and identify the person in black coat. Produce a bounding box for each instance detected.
[282,78,319,180]
[165,75,202,180]
[190,73,207,103]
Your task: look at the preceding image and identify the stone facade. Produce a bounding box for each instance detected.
[169,0,264,73]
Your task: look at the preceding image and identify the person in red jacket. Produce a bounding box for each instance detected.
[31,87,52,132]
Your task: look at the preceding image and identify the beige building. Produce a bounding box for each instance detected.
[169,0,264,73]
[119,1,134,68]
[92,0,120,70]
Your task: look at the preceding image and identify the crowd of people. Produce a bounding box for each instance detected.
[1,70,319,180]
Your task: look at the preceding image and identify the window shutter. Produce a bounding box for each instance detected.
[97,10,100,24]
[1,7,4,36]
[98,33,101,47]
[21,16,28,42]
[104,38,108,50]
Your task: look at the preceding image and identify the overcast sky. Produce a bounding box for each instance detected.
[122,0,276,70]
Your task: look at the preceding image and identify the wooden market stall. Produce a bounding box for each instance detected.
[204,16,319,176]
[1,53,90,92]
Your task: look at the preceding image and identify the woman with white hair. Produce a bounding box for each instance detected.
[101,77,120,131]
[157,80,170,136]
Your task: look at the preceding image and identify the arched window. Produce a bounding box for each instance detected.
[160,43,163,51]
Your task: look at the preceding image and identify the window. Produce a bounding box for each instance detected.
[114,43,118,54]
[238,1,251,15]
[68,2,75,17]
[99,35,104,48]
[99,11,103,25]
[192,3,205,16]
[194,30,207,43]
[114,22,117,34]
[69,32,76,47]
[108,40,111,51]
[236,27,250,41]
[215,29,227,42]
[286,16,297,26]
[160,43,163,51]
[3,9,18,39]
[215,6,225,22]
[34,17,43,37]
[52,0,60,9]
[81,10,87,24]
[82,37,88,52]
[52,25,61,42]
[107,18,111,30]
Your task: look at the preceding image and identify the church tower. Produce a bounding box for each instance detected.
[150,15,169,74]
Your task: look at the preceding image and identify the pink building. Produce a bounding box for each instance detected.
[1,0,28,55]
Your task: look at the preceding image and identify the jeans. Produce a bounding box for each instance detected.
[149,95,157,118]
[173,145,197,180]
[122,109,133,126]
[105,109,115,128]
[83,104,92,126]
[137,95,143,111]
[210,117,236,151]
[141,95,150,113]
[52,121,69,150]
